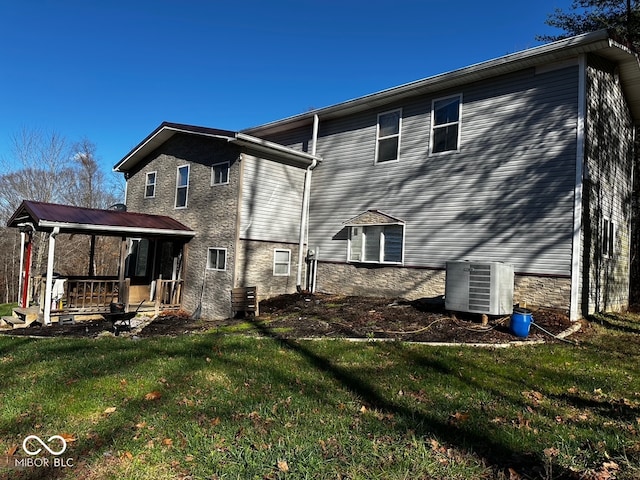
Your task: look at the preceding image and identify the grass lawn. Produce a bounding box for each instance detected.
[0,312,639,479]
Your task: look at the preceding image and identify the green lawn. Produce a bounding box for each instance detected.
[0,312,639,479]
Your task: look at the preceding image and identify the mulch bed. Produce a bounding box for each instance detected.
[1,293,579,343]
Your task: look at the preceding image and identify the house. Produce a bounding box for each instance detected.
[8,30,636,325]
[113,30,640,322]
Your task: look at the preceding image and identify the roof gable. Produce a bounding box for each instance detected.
[344,210,405,226]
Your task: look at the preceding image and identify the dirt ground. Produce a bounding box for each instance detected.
[2,293,579,344]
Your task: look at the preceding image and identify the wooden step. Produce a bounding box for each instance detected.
[2,316,26,328]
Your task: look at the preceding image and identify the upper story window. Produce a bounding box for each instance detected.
[175,164,189,208]
[602,217,615,257]
[376,109,402,163]
[145,171,156,198]
[273,249,291,276]
[211,161,230,185]
[431,94,462,154]
[207,247,227,271]
[348,224,404,264]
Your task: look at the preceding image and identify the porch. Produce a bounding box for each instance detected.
[5,200,195,326]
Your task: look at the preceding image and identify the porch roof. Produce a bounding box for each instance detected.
[7,200,196,238]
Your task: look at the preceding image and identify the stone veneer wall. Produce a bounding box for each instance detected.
[235,239,301,303]
[316,262,572,313]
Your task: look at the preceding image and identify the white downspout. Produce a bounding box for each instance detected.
[296,114,320,291]
[43,227,60,325]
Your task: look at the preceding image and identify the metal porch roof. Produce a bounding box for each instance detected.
[7,200,196,238]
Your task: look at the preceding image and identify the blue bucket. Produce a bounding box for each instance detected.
[511,308,532,338]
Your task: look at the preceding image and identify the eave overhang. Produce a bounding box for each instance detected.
[113,122,322,173]
[7,200,196,238]
[244,30,640,134]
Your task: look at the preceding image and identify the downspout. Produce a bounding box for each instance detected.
[296,114,320,292]
[43,227,60,325]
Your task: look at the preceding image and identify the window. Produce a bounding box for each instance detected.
[348,224,404,264]
[273,249,291,276]
[145,171,156,198]
[376,109,402,163]
[602,218,615,257]
[175,165,189,208]
[431,95,461,153]
[211,161,230,185]
[207,248,227,271]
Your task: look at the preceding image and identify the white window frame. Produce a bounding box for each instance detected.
[347,224,405,265]
[207,247,227,271]
[273,249,291,276]
[430,94,462,155]
[375,109,402,164]
[175,164,190,209]
[211,161,230,186]
[602,217,615,258]
[145,171,157,198]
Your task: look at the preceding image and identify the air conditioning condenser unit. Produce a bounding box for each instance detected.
[445,261,514,315]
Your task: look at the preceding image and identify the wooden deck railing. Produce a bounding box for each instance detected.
[30,276,184,316]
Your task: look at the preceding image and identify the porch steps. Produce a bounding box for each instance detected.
[1,307,40,329]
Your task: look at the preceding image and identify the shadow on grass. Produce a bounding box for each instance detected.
[244,318,574,479]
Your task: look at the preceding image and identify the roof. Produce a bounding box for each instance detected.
[344,210,405,226]
[7,200,196,238]
[113,122,322,173]
[244,30,640,135]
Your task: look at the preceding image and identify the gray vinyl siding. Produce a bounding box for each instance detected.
[299,66,579,276]
[239,154,305,243]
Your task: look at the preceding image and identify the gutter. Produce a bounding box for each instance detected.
[297,114,320,291]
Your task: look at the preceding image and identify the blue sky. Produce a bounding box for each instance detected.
[0,0,574,173]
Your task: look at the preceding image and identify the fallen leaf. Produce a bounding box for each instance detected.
[162,438,173,446]
[144,391,162,401]
[449,411,470,423]
[123,451,133,460]
[60,433,77,443]
[185,454,194,462]
[7,445,18,456]
[104,407,117,414]
[508,467,521,479]
[603,461,619,470]
[360,405,367,413]
[211,417,221,427]
[543,447,559,457]
[135,422,147,429]
[277,459,289,472]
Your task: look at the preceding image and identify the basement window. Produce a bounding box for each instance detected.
[273,249,291,276]
[207,248,227,271]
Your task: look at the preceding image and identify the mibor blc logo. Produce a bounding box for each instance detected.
[22,435,67,456]
[2,434,75,469]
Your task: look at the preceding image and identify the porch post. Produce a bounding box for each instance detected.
[43,227,60,325]
[118,237,127,304]
[18,232,25,306]
[88,235,96,277]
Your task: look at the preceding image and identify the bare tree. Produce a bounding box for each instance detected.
[0,129,124,302]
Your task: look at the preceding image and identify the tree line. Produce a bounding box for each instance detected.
[0,128,124,303]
